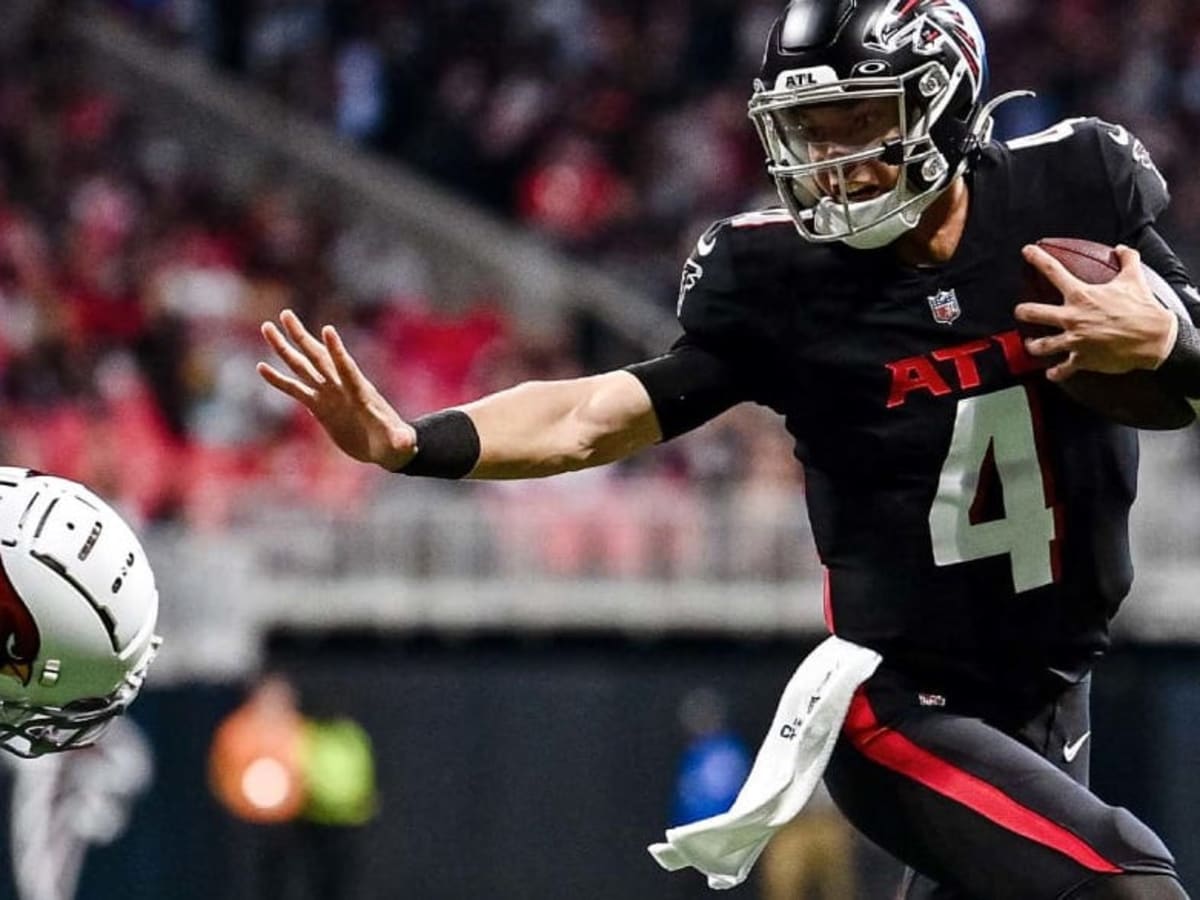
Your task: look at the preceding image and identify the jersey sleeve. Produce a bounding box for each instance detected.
[674,220,755,343]
[1134,225,1199,325]
[624,220,761,440]
[1089,119,1171,239]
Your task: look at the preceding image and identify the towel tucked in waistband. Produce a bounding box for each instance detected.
[648,635,882,890]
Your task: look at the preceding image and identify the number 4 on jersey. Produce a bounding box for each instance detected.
[929,386,1059,593]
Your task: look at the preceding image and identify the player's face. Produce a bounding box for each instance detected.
[772,96,902,201]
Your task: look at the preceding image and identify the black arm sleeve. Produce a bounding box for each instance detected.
[1134,225,1197,314]
[1135,225,1200,398]
[625,342,749,441]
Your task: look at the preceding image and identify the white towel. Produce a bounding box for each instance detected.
[648,635,882,890]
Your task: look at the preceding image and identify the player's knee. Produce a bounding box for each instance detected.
[1066,873,1189,900]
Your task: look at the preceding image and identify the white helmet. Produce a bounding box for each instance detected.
[0,468,161,757]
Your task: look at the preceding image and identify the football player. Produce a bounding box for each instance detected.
[0,468,161,759]
[257,1,1200,897]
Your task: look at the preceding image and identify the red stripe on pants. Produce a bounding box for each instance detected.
[844,692,1121,874]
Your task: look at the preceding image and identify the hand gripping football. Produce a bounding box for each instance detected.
[1019,237,1195,430]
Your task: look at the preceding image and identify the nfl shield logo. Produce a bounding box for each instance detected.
[927,288,961,325]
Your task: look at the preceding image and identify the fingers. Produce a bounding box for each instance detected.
[1113,244,1142,274]
[256,361,318,405]
[1014,301,1070,329]
[1023,244,1082,295]
[260,312,375,409]
[322,325,373,402]
[279,309,339,383]
[1024,332,1073,359]
[1113,244,1153,295]
[262,320,327,385]
[1014,297,1073,370]
[1046,352,1079,383]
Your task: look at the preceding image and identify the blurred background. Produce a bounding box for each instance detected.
[0,0,1199,897]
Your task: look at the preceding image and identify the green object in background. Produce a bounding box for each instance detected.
[300,718,379,826]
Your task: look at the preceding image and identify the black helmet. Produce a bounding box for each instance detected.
[748,0,993,248]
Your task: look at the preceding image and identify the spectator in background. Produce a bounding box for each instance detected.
[210,674,378,900]
[517,132,634,246]
[668,688,751,829]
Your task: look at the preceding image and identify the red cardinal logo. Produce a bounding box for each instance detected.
[0,557,39,686]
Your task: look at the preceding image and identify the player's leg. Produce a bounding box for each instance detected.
[899,671,1105,900]
[824,669,1178,900]
[900,671,1095,900]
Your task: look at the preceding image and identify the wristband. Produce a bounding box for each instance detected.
[398,410,481,479]
[1155,314,1200,399]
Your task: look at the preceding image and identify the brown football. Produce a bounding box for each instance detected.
[1018,237,1195,430]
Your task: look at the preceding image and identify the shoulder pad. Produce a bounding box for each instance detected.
[1004,117,1168,233]
[678,209,803,316]
[726,209,795,230]
[1004,116,1094,153]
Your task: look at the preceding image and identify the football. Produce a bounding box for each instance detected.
[1019,237,1195,430]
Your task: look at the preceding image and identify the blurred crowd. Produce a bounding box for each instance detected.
[3,0,1200,574]
[0,6,360,529]
[103,0,1200,286]
[105,0,777,304]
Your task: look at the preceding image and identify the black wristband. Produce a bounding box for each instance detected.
[399,410,481,479]
[1156,314,1200,399]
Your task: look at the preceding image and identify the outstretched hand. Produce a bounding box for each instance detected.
[1015,244,1178,383]
[257,309,417,471]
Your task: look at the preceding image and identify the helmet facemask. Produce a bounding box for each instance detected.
[749,62,963,249]
[0,637,160,758]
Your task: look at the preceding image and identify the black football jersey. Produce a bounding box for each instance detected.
[633,118,1198,684]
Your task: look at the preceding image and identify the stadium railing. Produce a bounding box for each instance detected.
[144,478,824,681]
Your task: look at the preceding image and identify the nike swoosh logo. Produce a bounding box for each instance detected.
[696,232,717,257]
[1063,731,1091,763]
[1106,125,1130,147]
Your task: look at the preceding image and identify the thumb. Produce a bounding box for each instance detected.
[1113,244,1156,298]
[1113,244,1143,276]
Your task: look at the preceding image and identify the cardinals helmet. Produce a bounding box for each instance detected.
[0,468,161,757]
[749,0,1008,249]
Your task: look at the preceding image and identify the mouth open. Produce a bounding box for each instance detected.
[845,185,883,202]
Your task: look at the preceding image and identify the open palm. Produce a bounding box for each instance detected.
[257,309,417,471]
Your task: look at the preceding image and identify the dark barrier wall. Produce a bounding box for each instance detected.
[0,635,1195,899]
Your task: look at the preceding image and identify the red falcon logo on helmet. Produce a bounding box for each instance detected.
[867,0,986,92]
[0,558,39,686]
